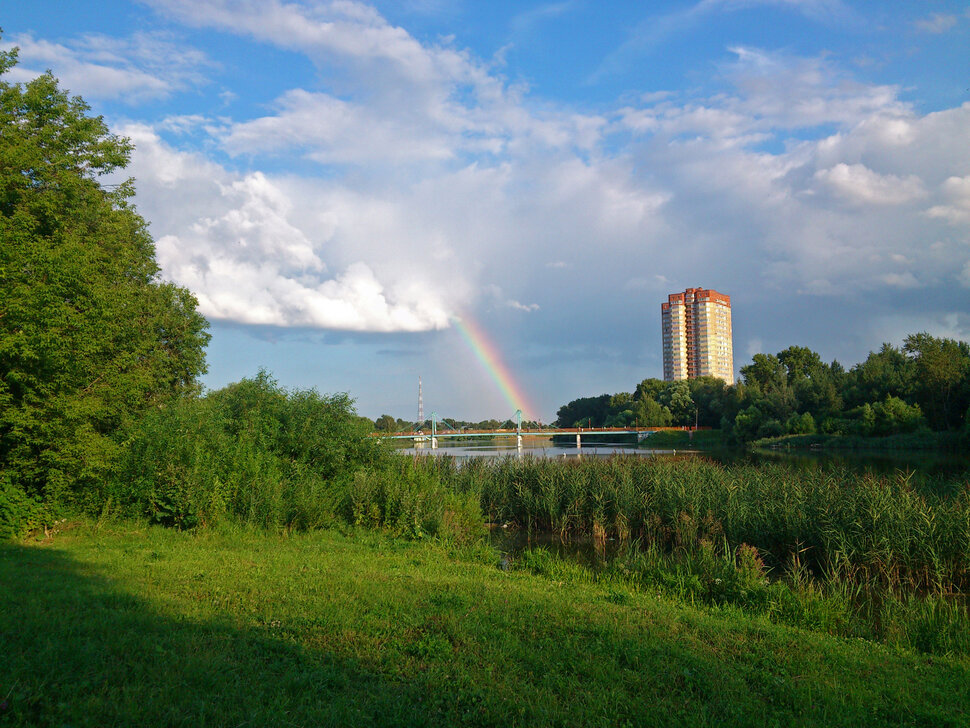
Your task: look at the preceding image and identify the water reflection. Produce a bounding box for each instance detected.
[397,440,673,459]
[395,438,970,480]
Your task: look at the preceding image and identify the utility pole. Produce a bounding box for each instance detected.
[418,376,423,430]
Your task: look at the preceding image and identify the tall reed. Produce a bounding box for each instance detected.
[450,456,970,594]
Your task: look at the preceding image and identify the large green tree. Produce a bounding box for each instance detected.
[0,45,209,512]
[903,333,970,430]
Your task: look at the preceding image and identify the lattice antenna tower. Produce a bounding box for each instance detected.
[417,376,423,428]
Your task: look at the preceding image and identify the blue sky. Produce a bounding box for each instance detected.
[3,1,969,421]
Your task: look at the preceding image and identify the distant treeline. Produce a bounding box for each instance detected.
[555,337,970,444]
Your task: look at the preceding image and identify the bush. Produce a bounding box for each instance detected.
[113,372,386,530]
[0,478,47,539]
[786,411,816,435]
[872,396,925,435]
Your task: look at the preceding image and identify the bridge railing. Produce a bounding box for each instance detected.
[368,425,711,438]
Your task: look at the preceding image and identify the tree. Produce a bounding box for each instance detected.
[843,343,914,409]
[374,414,397,432]
[740,353,787,394]
[687,376,726,427]
[633,378,665,403]
[632,397,672,427]
[786,411,816,435]
[777,346,824,384]
[659,381,695,426]
[903,333,970,430]
[0,46,210,512]
[871,396,924,436]
[555,394,611,428]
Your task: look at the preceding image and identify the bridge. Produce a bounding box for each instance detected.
[370,410,701,451]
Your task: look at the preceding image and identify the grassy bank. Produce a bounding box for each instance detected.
[2,523,968,727]
[638,429,730,449]
[751,431,965,452]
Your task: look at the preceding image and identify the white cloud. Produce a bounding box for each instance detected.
[506,300,541,312]
[125,124,451,332]
[1,31,210,102]
[59,4,963,348]
[914,13,957,34]
[927,176,970,224]
[813,163,927,205]
[221,89,458,164]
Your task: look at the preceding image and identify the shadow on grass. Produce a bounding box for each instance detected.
[0,542,439,727]
[2,538,968,728]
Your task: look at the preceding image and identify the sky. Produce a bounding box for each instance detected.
[3,0,969,422]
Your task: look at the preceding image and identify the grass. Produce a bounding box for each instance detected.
[2,522,969,727]
[639,429,730,449]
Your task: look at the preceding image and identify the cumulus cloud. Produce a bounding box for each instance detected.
[813,163,927,205]
[125,124,451,332]
[27,2,957,356]
[927,176,970,224]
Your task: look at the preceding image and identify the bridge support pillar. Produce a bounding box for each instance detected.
[517,435,523,451]
[576,433,581,450]
[431,437,438,449]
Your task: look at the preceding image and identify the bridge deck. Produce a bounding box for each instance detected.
[371,426,704,440]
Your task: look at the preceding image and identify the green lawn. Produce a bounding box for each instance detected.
[2,523,967,727]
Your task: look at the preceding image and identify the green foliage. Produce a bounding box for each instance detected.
[872,395,924,435]
[741,353,787,393]
[349,459,485,545]
[0,476,47,539]
[554,333,968,450]
[443,455,970,654]
[786,411,816,435]
[0,45,209,513]
[112,373,485,544]
[554,393,611,427]
[462,456,970,598]
[658,380,694,425]
[904,332,970,430]
[374,413,397,432]
[733,405,763,441]
[115,372,383,530]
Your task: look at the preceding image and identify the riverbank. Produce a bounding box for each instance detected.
[637,429,730,449]
[751,431,967,451]
[2,523,967,727]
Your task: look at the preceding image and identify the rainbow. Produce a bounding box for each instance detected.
[451,316,539,421]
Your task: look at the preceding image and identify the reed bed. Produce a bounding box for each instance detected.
[444,456,970,595]
[401,455,970,655]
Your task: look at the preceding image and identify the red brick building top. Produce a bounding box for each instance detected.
[662,287,730,309]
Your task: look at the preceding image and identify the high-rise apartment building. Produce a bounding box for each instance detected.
[661,287,734,383]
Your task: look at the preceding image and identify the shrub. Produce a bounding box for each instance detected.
[113,372,386,530]
[0,478,47,539]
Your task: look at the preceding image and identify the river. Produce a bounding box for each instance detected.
[396,437,970,479]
